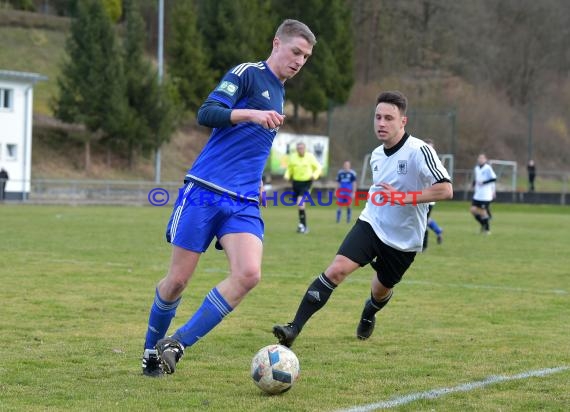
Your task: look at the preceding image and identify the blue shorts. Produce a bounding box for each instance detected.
[165,182,264,252]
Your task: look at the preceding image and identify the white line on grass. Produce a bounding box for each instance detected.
[333,366,569,412]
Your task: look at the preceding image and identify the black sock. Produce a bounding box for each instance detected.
[299,210,306,226]
[482,217,490,231]
[291,273,336,331]
[473,214,483,225]
[361,290,393,320]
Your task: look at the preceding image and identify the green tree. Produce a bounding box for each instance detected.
[196,0,275,74]
[272,0,354,123]
[168,0,216,112]
[102,0,122,22]
[122,0,181,167]
[52,0,127,173]
[6,0,35,11]
[51,0,78,16]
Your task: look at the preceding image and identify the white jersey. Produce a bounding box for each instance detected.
[359,134,451,252]
[473,163,497,201]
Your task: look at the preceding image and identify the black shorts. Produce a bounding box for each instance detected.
[337,219,416,288]
[292,180,313,199]
[427,204,434,219]
[472,199,491,209]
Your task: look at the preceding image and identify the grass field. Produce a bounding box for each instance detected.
[1,201,569,411]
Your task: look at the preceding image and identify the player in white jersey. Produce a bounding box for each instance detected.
[273,91,453,347]
[470,153,496,234]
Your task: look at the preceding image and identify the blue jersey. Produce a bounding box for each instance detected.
[187,61,284,201]
[337,169,357,191]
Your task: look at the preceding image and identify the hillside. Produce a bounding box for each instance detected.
[31,117,210,181]
[2,9,569,182]
[0,12,209,181]
[0,13,332,181]
[0,25,65,115]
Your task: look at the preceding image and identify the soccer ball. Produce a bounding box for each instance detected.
[251,344,300,394]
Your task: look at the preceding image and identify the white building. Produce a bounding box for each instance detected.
[0,70,47,200]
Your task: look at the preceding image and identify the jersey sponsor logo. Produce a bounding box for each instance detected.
[216,80,239,96]
[262,90,270,99]
[397,160,408,174]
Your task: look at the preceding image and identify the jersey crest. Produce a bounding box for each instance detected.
[397,160,408,174]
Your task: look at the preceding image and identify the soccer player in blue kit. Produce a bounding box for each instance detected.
[336,161,357,223]
[141,19,317,377]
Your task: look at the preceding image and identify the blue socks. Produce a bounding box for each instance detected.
[144,289,181,350]
[337,208,352,223]
[172,288,233,348]
[428,219,442,235]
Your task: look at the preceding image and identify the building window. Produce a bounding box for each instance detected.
[6,143,17,160]
[0,88,13,109]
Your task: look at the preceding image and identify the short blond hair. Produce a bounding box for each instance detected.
[275,19,317,46]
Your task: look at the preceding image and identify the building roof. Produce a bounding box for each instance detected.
[0,69,48,84]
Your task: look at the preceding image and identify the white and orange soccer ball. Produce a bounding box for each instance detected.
[250,344,300,394]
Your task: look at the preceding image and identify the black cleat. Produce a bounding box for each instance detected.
[356,316,376,340]
[142,349,164,377]
[155,337,185,374]
[273,323,299,348]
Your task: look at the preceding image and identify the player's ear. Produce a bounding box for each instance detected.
[401,116,408,127]
[272,37,280,51]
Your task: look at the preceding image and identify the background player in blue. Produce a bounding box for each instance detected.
[141,19,317,377]
[336,161,357,223]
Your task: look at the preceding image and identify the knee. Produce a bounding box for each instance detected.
[235,266,261,292]
[372,284,392,301]
[160,272,190,298]
[325,264,350,285]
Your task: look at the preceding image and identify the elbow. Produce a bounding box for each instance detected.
[196,105,207,126]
